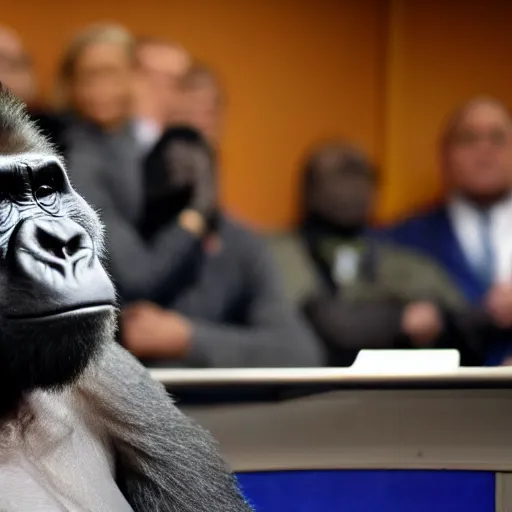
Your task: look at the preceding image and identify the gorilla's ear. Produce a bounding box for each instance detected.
[0,84,55,157]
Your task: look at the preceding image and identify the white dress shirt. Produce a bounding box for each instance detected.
[132,118,162,154]
[448,194,512,284]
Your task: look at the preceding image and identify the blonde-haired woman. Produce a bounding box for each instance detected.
[57,22,144,227]
[56,23,136,129]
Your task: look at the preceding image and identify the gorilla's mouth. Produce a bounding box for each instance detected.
[0,301,117,394]
[6,303,116,323]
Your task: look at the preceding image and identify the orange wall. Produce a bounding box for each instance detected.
[4,1,512,229]
[380,0,512,223]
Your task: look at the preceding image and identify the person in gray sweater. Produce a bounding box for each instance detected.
[122,127,323,368]
[57,25,323,368]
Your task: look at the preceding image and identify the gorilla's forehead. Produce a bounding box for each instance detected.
[0,153,63,173]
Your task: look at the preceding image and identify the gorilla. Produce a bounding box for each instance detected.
[0,85,253,511]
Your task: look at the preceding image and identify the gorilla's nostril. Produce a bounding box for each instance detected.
[36,228,66,259]
[64,234,85,258]
[35,225,88,261]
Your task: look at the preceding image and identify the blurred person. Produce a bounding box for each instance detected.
[121,126,324,368]
[383,97,512,365]
[267,142,477,366]
[56,23,144,224]
[0,25,66,152]
[176,63,224,147]
[133,38,190,152]
[58,23,136,132]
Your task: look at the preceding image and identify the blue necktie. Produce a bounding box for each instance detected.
[475,210,495,287]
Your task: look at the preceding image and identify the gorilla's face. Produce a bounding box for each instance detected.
[0,153,116,399]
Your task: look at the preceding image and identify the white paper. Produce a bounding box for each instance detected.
[351,349,461,374]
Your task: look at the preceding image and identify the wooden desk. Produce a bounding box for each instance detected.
[151,367,512,512]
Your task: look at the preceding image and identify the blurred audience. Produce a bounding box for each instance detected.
[384,97,512,365]
[49,23,321,368]
[133,38,190,152]
[3,20,511,370]
[122,126,324,367]
[267,143,476,365]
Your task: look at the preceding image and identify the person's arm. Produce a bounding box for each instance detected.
[103,205,205,300]
[68,161,204,300]
[303,294,405,350]
[375,244,494,362]
[182,231,325,368]
[355,242,468,310]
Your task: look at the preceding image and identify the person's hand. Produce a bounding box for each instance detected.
[175,144,216,217]
[484,283,512,329]
[163,140,217,217]
[190,159,217,218]
[401,301,443,347]
[122,301,192,359]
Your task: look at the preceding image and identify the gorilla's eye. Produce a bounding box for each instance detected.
[34,183,61,215]
[35,185,55,204]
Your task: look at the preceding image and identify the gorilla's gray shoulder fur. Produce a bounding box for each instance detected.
[78,342,254,511]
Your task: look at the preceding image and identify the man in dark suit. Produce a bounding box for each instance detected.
[383,97,512,365]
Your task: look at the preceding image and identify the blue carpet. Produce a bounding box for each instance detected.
[237,469,495,512]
